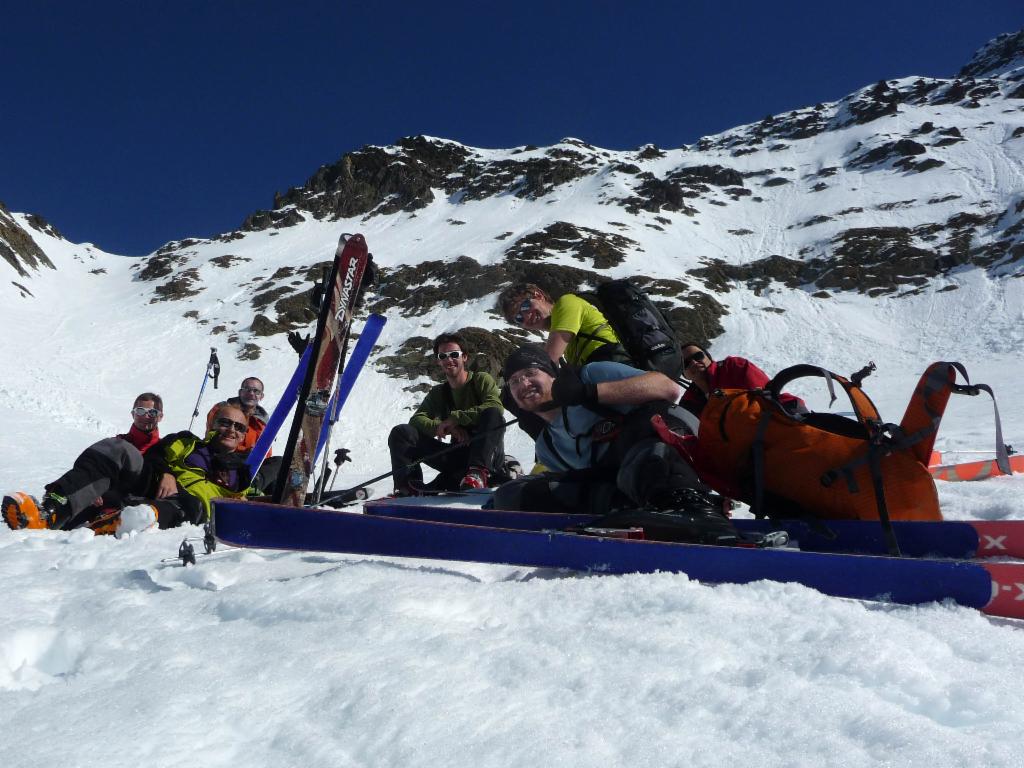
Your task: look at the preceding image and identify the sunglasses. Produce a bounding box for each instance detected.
[513,298,533,325]
[215,417,249,434]
[436,350,463,361]
[132,406,161,418]
[507,368,540,388]
[683,350,707,367]
[240,386,263,394]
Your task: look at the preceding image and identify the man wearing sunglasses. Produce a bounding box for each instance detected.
[679,342,804,417]
[490,345,739,543]
[387,333,505,494]
[205,376,270,456]
[5,392,171,530]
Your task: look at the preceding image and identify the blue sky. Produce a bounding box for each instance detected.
[2,1,1021,255]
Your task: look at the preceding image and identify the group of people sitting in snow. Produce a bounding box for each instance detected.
[4,280,793,543]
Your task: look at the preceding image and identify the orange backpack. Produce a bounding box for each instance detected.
[688,362,1009,529]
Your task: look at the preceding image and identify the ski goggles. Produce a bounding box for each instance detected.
[683,350,707,368]
[436,350,463,361]
[215,417,249,434]
[513,299,533,325]
[132,407,161,418]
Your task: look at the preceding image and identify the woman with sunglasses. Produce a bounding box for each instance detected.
[679,342,804,417]
[497,282,630,368]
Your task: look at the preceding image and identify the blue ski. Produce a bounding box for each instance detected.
[314,313,386,463]
[246,344,313,476]
[211,499,1024,620]
[362,496,1024,561]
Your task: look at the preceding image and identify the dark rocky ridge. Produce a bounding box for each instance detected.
[0,202,56,278]
[957,29,1024,79]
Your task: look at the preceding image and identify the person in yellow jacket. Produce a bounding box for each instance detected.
[497,283,630,367]
[145,404,255,523]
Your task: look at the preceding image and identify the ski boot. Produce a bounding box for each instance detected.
[594,488,742,545]
[3,492,45,529]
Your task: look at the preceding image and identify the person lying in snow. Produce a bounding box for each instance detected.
[493,345,738,544]
[3,392,174,530]
[387,333,507,495]
[141,403,255,527]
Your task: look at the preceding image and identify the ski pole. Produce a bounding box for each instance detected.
[320,417,520,505]
[188,347,221,432]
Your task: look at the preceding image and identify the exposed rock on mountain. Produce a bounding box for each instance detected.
[0,202,55,278]
[957,29,1024,79]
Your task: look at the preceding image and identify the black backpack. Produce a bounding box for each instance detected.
[590,280,683,379]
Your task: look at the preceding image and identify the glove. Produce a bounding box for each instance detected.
[287,330,311,356]
[333,448,352,466]
[551,366,599,408]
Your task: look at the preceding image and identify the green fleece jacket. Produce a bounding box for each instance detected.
[409,371,503,437]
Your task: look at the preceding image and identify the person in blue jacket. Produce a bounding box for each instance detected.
[494,345,737,544]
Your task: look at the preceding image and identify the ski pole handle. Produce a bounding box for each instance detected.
[210,348,221,389]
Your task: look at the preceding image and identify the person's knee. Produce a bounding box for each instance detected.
[477,407,504,430]
[618,440,698,506]
[388,424,417,450]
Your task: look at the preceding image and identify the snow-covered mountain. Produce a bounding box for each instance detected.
[2,30,1024,768]
[5,33,1024,382]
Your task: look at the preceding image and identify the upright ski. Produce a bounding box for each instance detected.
[274,234,370,506]
[246,344,313,476]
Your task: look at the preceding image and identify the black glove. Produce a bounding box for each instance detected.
[333,448,352,466]
[551,366,599,408]
[287,330,310,356]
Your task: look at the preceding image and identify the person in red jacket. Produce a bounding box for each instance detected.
[679,342,805,417]
[4,392,174,530]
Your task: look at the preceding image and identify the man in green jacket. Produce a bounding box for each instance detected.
[388,333,505,494]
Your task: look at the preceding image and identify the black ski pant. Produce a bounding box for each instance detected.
[46,437,145,518]
[388,407,505,491]
[493,405,702,514]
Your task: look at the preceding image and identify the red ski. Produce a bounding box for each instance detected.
[274,234,370,507]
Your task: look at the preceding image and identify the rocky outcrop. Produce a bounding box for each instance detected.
[958,29,1024,79]
[240,137,600,232]
[503,222,638,269]
[0,202,55,277]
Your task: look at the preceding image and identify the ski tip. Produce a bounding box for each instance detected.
[982,563,1024,619]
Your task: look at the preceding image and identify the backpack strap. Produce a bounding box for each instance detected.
[768,364,882,426]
